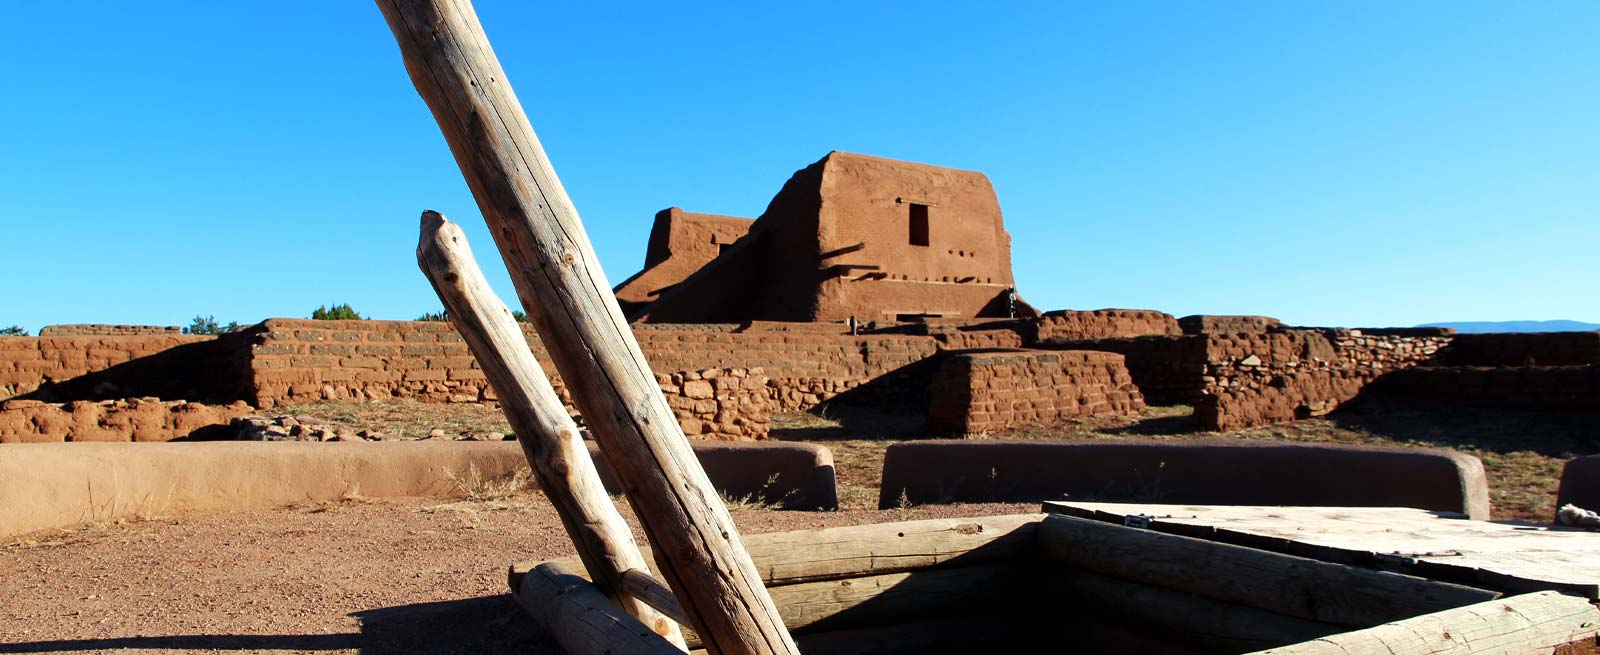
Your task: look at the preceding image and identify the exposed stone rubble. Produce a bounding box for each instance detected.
[0,398,253,443]
[229,415,510,442]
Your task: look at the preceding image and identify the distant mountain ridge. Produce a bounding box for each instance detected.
[1418,320,1600,334]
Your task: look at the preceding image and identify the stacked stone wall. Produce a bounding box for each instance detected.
[1196,330,1452,430]
[927,349,1144,434]
[657,367,772,439]
[1031,309,1180,342]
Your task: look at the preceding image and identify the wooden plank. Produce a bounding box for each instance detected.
[417,211,684,648]
[516,562,685,655]
[1046,501,1600,599]
[509,513,1044,590]
[1039,513,1500,627]
[1048,567,1344,652]
[1248,591,1600,655]
[376,2,799,654]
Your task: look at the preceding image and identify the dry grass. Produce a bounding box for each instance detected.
[284,399,512,439]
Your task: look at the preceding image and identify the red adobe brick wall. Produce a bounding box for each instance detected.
[0,334,221,400]
[927,349,1145,434]
[1177,315,1283,335]
[37,325,185,336]
[1032,309,1181,342]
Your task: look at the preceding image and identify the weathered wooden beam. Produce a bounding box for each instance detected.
[517,562,685,655]
[1038,514,1500,627]
[1049,567,1343,653]
[623,567,691,629]
[1248,591,1600,655]
[511,513,1043,590]
[416,211,684,648]
[377,2,799,654]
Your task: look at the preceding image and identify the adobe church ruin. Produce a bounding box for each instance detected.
[616,152,1032,323]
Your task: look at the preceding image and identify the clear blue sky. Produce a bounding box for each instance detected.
[3,1,1595,332]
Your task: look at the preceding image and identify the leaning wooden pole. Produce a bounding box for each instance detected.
[416,211,685,649]
[377,3,802,654]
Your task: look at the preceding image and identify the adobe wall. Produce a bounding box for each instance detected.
[927,349,1145,434]
[1177,315,1282,335]
[1039,335,1209,405]
[248,319,942,437]
[877,439,1490,519]
[613,208,753,314]
[38,324,184,336]
[1196,329,1453,430]
[1033,309,1181,342]
[0,332,249,402]
[1434,332,1600,367]
[1371,365,1600,413]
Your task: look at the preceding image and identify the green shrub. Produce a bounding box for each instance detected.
[0,325,28,336]
[184,315,240,335]
[512,309,530,323]
[416,310,450,322]
[311,303,364,321]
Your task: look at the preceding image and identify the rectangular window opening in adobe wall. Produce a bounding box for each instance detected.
[909,203,930,246]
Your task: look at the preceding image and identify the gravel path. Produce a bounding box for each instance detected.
[0,494,1035,654]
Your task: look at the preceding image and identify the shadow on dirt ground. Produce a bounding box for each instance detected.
[0,595,552,655]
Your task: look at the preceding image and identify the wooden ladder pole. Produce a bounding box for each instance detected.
[377,3,801,654]
[416,211,685,649]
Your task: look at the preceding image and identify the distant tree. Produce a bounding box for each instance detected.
[416,310,450,322]
[184,315,241,335]
[512,309,530,323]
[311,303,364,321]
[0,325,28,336]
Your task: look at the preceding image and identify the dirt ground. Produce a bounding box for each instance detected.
[0,493,1034,654]
[6,398,1589,654]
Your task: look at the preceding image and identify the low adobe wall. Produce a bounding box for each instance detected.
[1031,309,1180,342]
[0,440,838,538]
[1040,335,1209,405]
[587,441,836,510]
[1435,332,1600,367]
[927,349,1144,434]
[1177,315,1282,335]
[37,324,185,336]
[1557,455,1600,519]
[0,398,254,443]
[1372,365,1600,413]
[877,439,1490,519]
